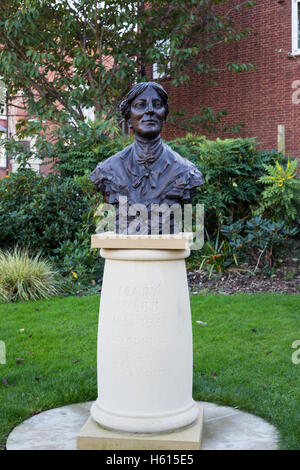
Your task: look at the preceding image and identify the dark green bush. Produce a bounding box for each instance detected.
[221,216,298,270]
[0,171,104,288]
[167,134,283,236]
[56,135,133,178]
[0,170,99,256]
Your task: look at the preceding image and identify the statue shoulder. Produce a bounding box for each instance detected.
[100,143,134,168]
[163,143,204,187]
[163,143,200,169]
[90,143,134,188]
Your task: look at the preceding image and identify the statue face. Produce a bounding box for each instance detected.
[128,87,166,139]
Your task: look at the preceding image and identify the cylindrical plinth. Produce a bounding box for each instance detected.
[91,248,199,433]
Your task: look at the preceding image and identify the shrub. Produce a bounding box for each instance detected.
[253,158,300,224]
[56,135,133,178]
[0,285,9,303]
[53,229,104,287]
[0,170,100,257]
[0,248,59,302]
[0,171,105,289]
[167,135,283,237]
[221,217,298,269]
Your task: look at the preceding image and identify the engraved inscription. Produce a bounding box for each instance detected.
[113,282,163,320]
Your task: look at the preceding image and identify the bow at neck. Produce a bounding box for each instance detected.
[131,135,163,194]
[134,135,163,167]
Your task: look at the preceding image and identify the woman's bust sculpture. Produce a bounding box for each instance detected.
[90,82,204,234]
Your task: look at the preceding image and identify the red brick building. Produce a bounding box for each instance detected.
[1,0,300,179]
[160,0,300,158]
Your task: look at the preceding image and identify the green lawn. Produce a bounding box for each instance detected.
[0,293,299,450]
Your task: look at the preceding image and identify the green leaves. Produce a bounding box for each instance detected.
[0,248,59,302]
[0,0,256,159]
[221,216,298,269]
[254,159,300,223]
[0,171,96,255]
[167,135,284,240]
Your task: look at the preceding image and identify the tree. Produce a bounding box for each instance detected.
[0,0,255,163]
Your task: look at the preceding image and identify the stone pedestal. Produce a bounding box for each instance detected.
[78,233,202,448]
[78,407,204,450]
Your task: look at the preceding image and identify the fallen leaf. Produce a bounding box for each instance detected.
[28,334,33,338]
[35,377,40,381]
[15,358,25,364]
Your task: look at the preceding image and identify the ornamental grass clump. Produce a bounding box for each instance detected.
[0,249,59,302]
[0,284,9,303]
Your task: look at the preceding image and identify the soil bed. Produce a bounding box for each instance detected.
[188,253,300,295]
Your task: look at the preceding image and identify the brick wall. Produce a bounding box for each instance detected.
[159,0,300,157]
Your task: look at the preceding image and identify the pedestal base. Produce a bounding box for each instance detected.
[93,242,198,433]
[91,399,199,434]
[77,405,204,450]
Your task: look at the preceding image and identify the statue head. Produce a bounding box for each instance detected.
[120,82,169,140]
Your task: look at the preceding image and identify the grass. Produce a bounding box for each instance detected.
[0,248,59,302]
[0,293,299,450]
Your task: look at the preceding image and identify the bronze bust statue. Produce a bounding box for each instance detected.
[90,82,204,234]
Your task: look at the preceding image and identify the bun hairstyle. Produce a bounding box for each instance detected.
[120,81,169,122]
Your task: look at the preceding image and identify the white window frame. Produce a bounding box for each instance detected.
[0,79,7,120]
[292,0,300,55]
[0,134,7,169]
[83,106,95,122]
[0,79,7,168]
[152,40,171,80]
[11,135,42,174]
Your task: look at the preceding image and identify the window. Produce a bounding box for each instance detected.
[292,0,300,55]
[11,139,41,174]
[82,106,95,122]
[0,137,7,168]
[152,40,171,80]
[0,80,7,119]
[0,79,7,168]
